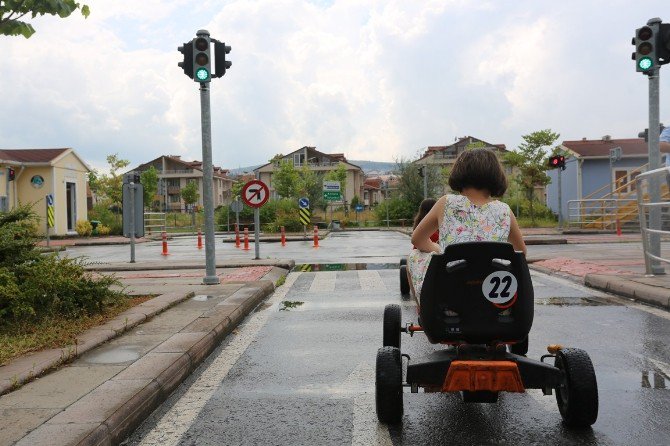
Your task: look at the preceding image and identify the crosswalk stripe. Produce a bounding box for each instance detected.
[309,271,337,292]
[358,270,386,291]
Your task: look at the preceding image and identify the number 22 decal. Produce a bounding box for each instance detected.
[482,271,518,308]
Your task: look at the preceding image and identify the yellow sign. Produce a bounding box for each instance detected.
[299,208,311,226]
[46,194,55,228]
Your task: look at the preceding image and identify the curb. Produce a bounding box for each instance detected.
[84,259,295,272]
[584,274,670,310]
[0,292,193,396]
[78,281,275,446]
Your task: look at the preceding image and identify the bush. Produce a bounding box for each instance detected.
[373,197,415,224]
[76,220,93,237]
[97,224,111,236]
[0,206,125,324]
[88,202,123,235]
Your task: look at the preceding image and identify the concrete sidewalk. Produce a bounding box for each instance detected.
[0,262,292,446]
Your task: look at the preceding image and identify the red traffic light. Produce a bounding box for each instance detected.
[7,167,15,181]
[638,26,653,41]
[548,155,566,169]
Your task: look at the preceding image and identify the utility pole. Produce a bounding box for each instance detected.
[648,66,664,274]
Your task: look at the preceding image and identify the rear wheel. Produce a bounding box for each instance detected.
[510,336,529,356]
[399,258,407,267]
[383,304,402,348]
[555,348,599,428]
[399,265,410,296]
[376,346,403,424]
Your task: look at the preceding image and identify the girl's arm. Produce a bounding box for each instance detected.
[411,196,444,253]
[508,212,527,256]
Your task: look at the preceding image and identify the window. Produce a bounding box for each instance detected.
[293,153,305,166]
[613,169,640,193]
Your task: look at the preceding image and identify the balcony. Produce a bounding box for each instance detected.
[167,186,181,194]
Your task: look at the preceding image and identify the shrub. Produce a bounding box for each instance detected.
[75,220,93,237]
[97,224,111,236]
[373,197,415,224]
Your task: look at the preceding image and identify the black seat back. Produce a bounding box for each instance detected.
[419,241,533,344]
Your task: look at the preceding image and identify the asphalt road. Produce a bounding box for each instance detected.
[121,232,670,446]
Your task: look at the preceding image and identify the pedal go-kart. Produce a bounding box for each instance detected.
[377,241,598,427]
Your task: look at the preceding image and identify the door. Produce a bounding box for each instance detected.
[66,182,76,231]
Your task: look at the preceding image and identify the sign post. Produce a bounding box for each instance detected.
[123,172,144,264]
[46,194,54,248]
[230,199,243,234]
[241,179,270,260]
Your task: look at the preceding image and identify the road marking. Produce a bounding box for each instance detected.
[309,271,337,292]
[524,389,555,412]
[648,357,670,379]
[347,362,392,446]
[358,270,386,290]
[137,272,301,446]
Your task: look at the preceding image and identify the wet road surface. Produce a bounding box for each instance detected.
[124,232,670,445]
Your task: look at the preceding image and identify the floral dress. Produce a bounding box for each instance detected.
[407,194,512,302]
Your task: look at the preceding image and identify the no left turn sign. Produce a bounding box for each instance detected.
[241,180,270,208]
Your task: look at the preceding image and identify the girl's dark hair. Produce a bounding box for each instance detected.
[448,148,508,197]
[413,198,437,229]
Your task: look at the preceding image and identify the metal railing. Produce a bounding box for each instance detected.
[636,166,670,274]
[567,198,639,229]
[144,212,166,235]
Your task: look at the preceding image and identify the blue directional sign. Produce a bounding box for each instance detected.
[355,204,364,212]
[299,197,310,209]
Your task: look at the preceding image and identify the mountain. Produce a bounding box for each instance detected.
[228,160,397,175]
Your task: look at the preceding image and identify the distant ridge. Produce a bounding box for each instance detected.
[228,160,396,175]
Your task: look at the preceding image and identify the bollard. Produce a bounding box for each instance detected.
[197,228,203,249]
[235,223,240,248]
[281,226,286,247]
[616,218,622,237]
[161,231,169,256]
[243,227,250,250]
[313,225,319,248]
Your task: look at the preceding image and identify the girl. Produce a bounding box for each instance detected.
[408,148,526,303]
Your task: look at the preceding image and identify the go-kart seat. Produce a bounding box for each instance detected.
[419,241,533,345]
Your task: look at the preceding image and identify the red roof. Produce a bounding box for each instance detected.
[0,148,68,163]
[562,138,670,157]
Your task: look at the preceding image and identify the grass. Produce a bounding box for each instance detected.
[517,217,558,228]
[0,295,154,366]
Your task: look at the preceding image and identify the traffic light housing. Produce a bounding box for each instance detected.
[178,40,194,79]
[632,20,660,73]
[657,23,670,65]
[7,168,15,181]
[213,40,232,78]
[417,166,425,178]
[193,32,211,83]
[548,155,566,170]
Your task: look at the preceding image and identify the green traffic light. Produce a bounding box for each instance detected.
[195,67,209,81]
[638,56,653,71]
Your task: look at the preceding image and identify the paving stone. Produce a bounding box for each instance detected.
[113,352,186,381]
[0,407,60,446]
[75,334,170,366]
[187,332,217,365]
[153,332,208,353]
[75,328,117,356]
[15,421,105,446]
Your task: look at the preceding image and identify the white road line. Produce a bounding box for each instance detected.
[309,271,337,292]
[138,272,301,446]
[358,270,386,291]
[347,362,392,446]
[524,389,556,412]
[648,357,670,379]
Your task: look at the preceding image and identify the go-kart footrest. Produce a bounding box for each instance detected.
[442,360,525,393]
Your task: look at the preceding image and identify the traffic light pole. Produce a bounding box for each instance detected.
[423,167,428,199]
[647,69,665,274]
[557,168,563,228]
[200,82,220,284]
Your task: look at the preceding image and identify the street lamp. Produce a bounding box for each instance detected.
[383,180,389,228]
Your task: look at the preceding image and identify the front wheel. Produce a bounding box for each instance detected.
[383,304,402,348]
[510,336,529,356]
[376,346,403,424]
[399,265,410,296]
[555,348,599,428]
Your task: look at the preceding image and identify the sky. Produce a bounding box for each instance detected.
[0,0,669,173]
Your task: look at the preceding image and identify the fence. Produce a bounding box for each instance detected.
[636,166,670,274]
[144,212,166,235]
[567,199,639,230]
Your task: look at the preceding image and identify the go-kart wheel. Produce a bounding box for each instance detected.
[554,348,599,428]
[510,336,529,356]
[376,346,403,424]
[383,304,402,348]
[399,258,407,267]
[399,265,410,296]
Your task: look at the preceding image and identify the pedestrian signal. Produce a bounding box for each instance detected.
[548,155,566,170]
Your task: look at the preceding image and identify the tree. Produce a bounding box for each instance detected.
[181,181,199,210]
[324,163,348,199]
[396,158,442,211]
[297,166,324,209]
[504,129,560,224]
[140,166,159,210]
[272,161,300,198]
[0,1,90,38]
[97,154,130,207]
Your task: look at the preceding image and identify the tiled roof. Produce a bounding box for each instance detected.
[562,138,670,157]
[0,148,69,163]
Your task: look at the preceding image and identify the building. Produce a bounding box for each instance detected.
[414,136,509,195]
[546,135,670,226]
[0,148,90,235]
[363,174,400,208]
[130,155,234,211]
[254,147,365,203]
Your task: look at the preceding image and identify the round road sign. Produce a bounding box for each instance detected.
[299,197,310,209]
[230,200,244,213]
[241,180,270,208]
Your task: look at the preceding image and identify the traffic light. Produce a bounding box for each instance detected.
[632,21,659,73]
[657,23,670,65]
[7,168,15,181]
[417,166,425,178]
[548,155,565,170]
[213,40,232,78]
[178,40,194,79]
[638,124,665,142]
[193,32,211,83]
